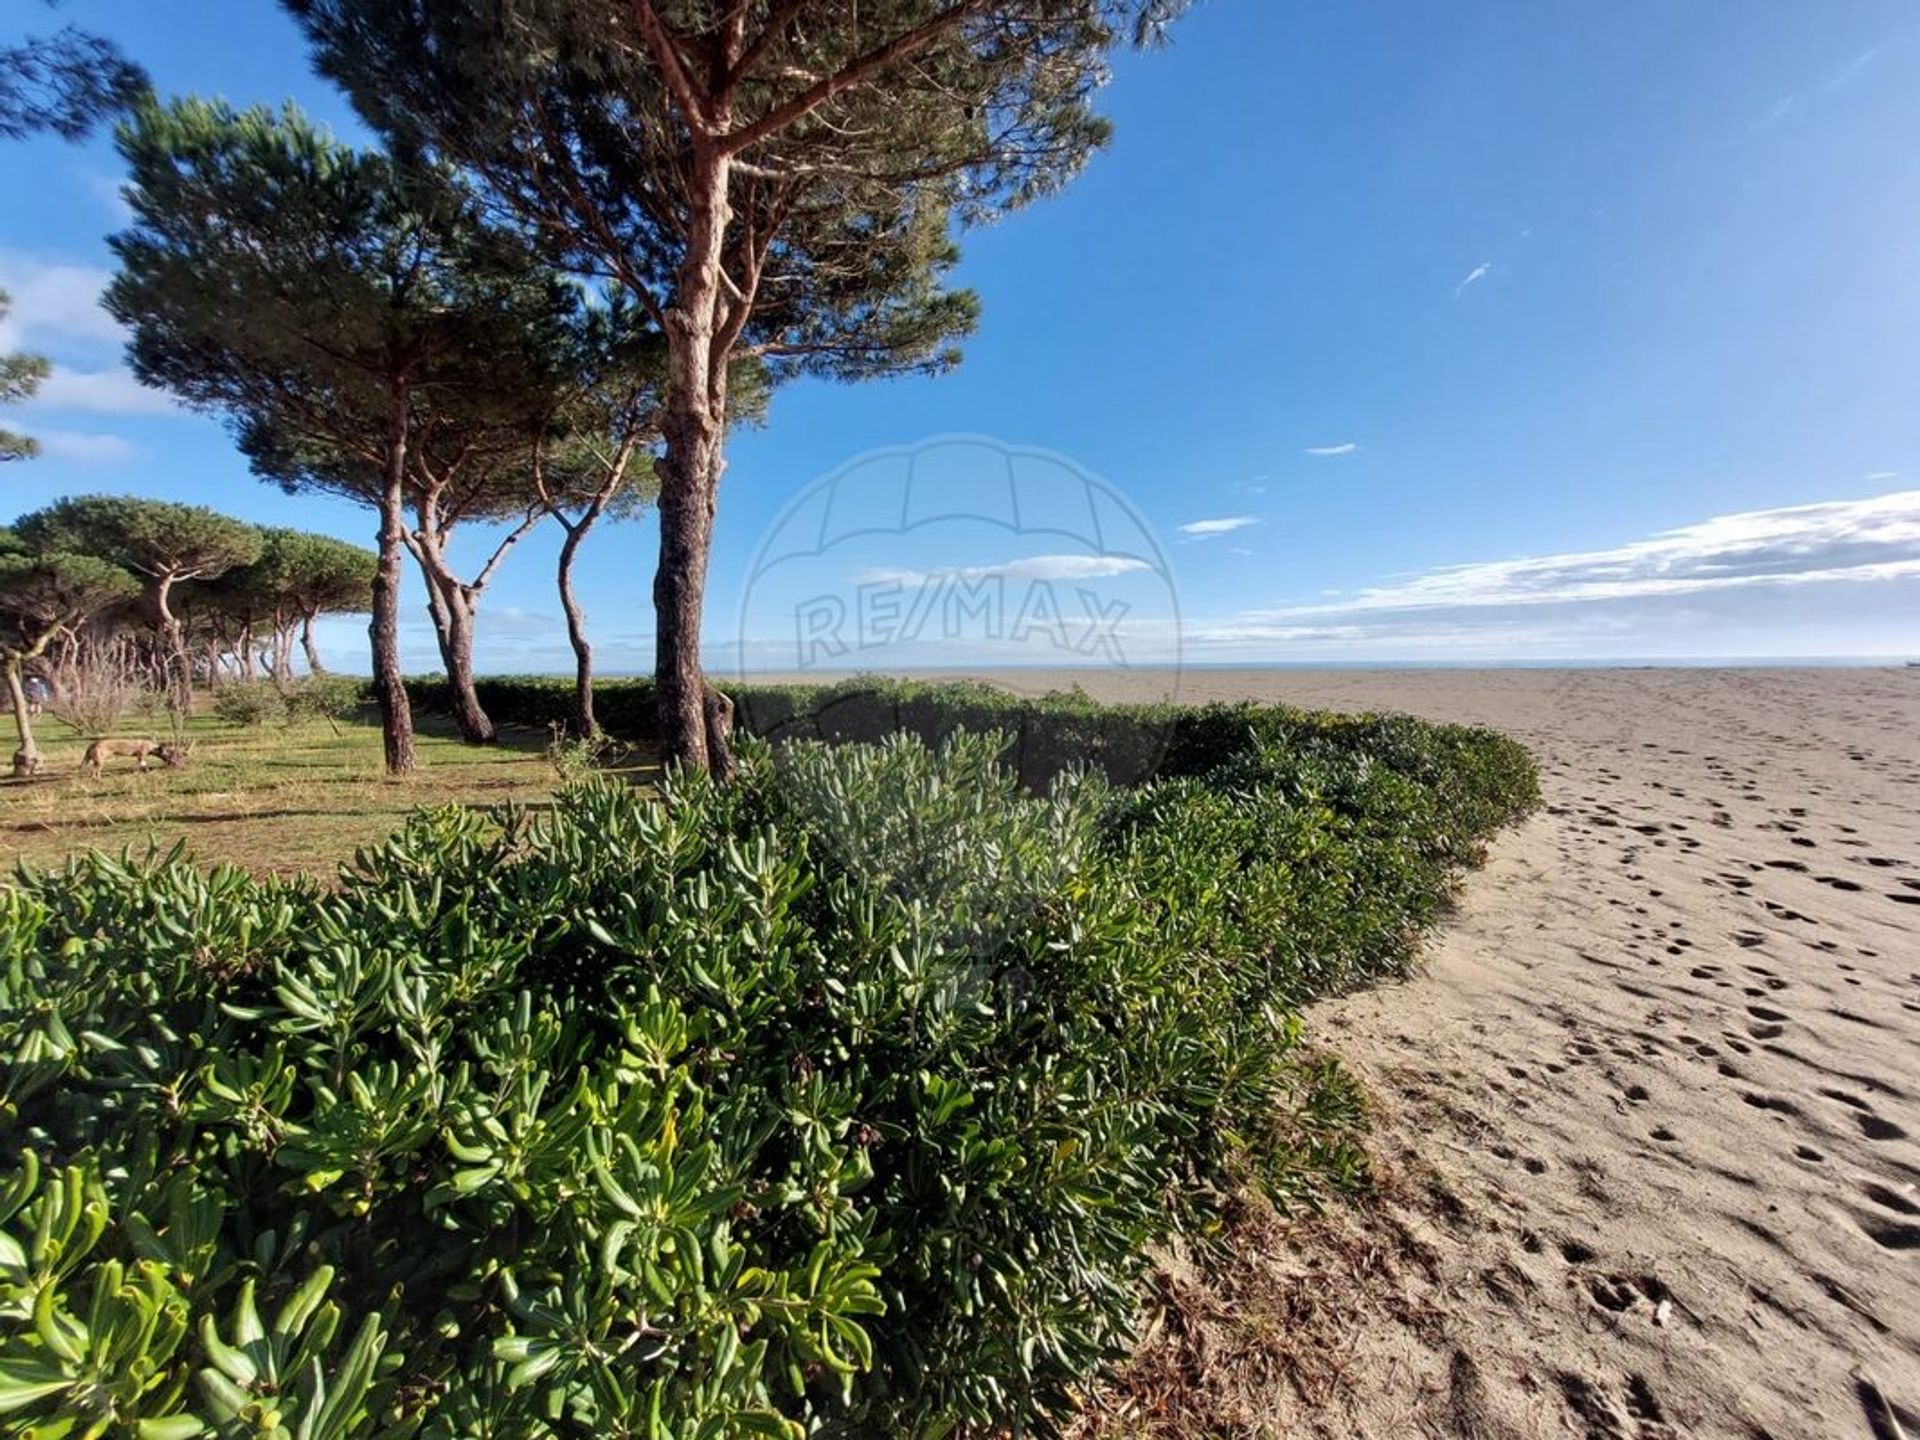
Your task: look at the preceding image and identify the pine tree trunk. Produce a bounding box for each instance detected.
[372,399,417,776]
[439,582,492,744]
[557,519,595,738]
[154,574,191,715]
[5,657,40,778]
[301,614,327,675]
[417,562,494,745]
[410,510,496,746]
[654,144,732,774]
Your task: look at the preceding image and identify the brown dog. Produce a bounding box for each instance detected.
[82,738,186,776]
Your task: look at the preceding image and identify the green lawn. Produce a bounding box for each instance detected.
[1,706,657,877]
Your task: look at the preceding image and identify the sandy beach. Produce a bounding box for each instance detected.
[973,667,1920,1437]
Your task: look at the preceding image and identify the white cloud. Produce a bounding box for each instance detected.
[0,254,180,421]
[1178,515,1261,539]
[0,253,121,351]
[1866,470,1899,481]
[481,606,563,639]
[1455,262,1492,296]
[25,366,181,417]
[22,428,138,465]
[1244,491,1920,622]
[854,554,1152,586]
[86,174,134,225]
[1303,442,1358,457]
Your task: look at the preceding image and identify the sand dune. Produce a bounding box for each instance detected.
[995,666,1920,1437]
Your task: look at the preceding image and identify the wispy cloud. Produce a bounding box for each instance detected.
[1241,491,1920,623]
[0,253,121,351]
[1174,492,1920,658]
[24,367,180,417]
[854,554,1152,586]
[1455,262,1492,297]
[20,428,138,465]
[0,252,186,421]
[1178,516,1261,540]
[1303,442,1358,457]
[1866,471,1899,481]
[85,174,133,225]
[1758,44,1882,130]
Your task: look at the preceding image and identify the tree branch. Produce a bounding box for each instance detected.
[629,0,716,132]
[724,0,814,95]
[471,508,544,595]
[719,1,990,157]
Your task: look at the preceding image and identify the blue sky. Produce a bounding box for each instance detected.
[5,0,1920,674]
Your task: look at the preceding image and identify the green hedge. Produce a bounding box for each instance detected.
[410,672,1540,817]
[0,688,1537,1438]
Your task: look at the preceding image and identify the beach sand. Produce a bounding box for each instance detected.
[979,667,1920,1437]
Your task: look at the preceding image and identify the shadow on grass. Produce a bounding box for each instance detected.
[2,703,664,877]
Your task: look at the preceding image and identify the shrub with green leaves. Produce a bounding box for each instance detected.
[210,680,287,728]
[284,676,368,729]
[0,707,1536,1436]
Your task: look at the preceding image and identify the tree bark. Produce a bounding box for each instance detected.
[407,494,535,747]
[412,546,493,744]
[654,143,733,773]
[425,570,492,744]
[5,657,40,778]
[557,519,595,738]
[271,622,295,693]
[372,394,417,776]
[300,613,327,675]
[153,573,191,715]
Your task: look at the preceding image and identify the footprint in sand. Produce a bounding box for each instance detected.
[1557,1371,1677,1440]
[1854,1111,1908,1143]
[1854,1215,1920,1252]
[1859,1181,1920,1216]
[1558,1237,1598,1264]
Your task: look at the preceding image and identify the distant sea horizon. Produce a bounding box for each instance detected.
[517,656,1920,677]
